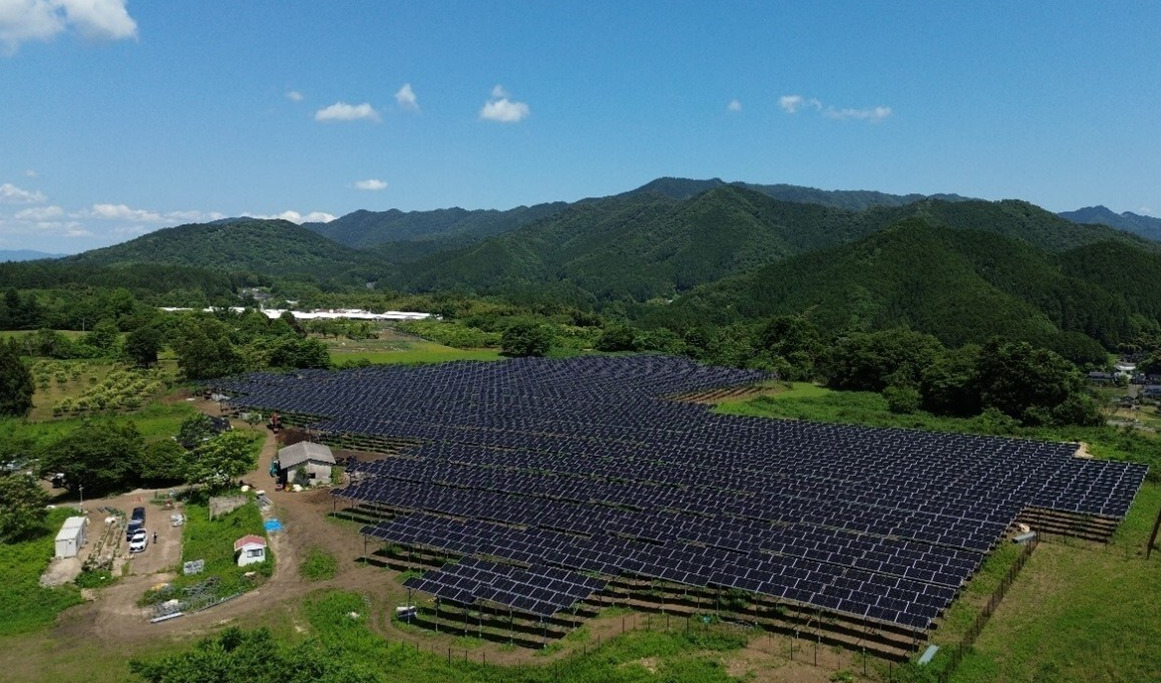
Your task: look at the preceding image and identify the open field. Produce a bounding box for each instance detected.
[0,507,84,637]
[324,331,502,365]
[934,480,1161,682]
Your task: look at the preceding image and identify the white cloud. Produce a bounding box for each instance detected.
[84,203,163,222]
[0,182,46,203]
[1,0,137,54]
[779,94,891,123]
[395,83,418,111]
[56,0,136,40]
[314,101,381,122]
[778,95,822,114]
[249,210,336,224]
[480,84,529,123]
[164,210,225,223]
[354,179,388,191]
[14,205,63,220]
[24,169,37,177]
[823,106,892,122]
[727,99,742,112]
[286,90,304,102]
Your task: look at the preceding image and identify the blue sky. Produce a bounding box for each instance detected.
[1,1,1158,253]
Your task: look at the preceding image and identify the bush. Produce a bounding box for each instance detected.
[298,547,338,582]
[883,384,921,414]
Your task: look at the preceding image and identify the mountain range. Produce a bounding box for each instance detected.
[0,249,64,262]
[1057,205,1161,242]
[25,177,1161,357]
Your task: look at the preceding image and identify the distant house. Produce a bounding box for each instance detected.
[275,441,336,486]
[1142,385,1161,399]
[233,534,267,567]
[1086,371,1115,384]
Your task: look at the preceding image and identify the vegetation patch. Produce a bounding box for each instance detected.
[0,508,83,636]
[142,497,270,610]
[949,482,1161,682]
[298,547,338,582]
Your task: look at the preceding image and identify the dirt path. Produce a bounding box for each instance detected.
[56,422,303,643]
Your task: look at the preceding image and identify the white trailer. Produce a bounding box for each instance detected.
[54,515,88,559]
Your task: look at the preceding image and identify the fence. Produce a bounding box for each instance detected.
[935,535,1039,683]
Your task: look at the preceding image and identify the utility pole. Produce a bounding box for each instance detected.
[1147,502,1161,560]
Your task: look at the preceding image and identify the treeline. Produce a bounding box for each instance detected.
[410,302,1104,428]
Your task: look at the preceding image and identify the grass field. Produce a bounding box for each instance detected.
[0,400,197,451]
[948,482,1161,682]
[0,508,84,637]
[144,497,271,606]
[716,382,1161,476]
[325,335,502,365]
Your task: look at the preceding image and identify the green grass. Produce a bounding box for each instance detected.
[949,482,1161,682]
[327,337,502,365]
[0,401,196,455]
[298,589,746,683]
[0,508,84,636]
[298,547,338,581]
[143,497,271,605]
[716,384,1161,476]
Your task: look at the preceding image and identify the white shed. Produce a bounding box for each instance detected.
[277,441,336,485]
[54,516,88,559]
[234,534,267,567]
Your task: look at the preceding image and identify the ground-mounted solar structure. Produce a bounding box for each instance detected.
[215,355,1148,656]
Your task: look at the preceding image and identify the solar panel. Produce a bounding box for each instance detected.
[217,355,1148,632]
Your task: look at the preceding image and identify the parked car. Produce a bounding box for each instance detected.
[126,506,146,540]
[128,528,148,553]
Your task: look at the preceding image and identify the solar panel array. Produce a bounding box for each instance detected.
[217,355,1149,630]
[403,557,605,617]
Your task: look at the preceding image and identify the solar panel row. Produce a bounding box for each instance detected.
[215,355,1149,630]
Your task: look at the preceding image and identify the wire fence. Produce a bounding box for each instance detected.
[935,536,1039,683]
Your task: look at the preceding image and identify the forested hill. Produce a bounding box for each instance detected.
[628,176,973,209]
[385,186,1153,302]
[64,219,383,280]
[302,202,568,249]
[1059,205,1161,242]
[300,177,973,253]
[642,220,1158,355]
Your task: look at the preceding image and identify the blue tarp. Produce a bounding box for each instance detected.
[264,519,283,532]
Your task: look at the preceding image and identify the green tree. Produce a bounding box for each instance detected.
[883,384,922,414]
[595,325,639,352]
[82,318,122,356]
[190,431,258,488]
[171,314,246,380]
[267,336,331,369]
[139,439,190,485]
[38,420,145,497]
[919,345,983,416]
[822,329,945,392]
[0,472,49,542]
[129,626,381,683]
[975,338,1101,426]
[125,325,163,367]
[177,413,217,449]
[500,321,552,357]
[0,340,34,417]
[754,315,824,380]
